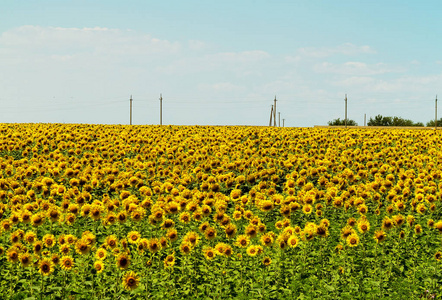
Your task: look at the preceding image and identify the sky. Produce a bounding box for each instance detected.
[1,0,442,127]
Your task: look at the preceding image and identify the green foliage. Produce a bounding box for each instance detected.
[367,114,423,126]
[426,118,442,127]
[328,118,358,126]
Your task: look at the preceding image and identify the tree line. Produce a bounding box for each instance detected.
[328,114,442,127]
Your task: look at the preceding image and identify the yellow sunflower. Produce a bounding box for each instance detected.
[122,271,140,291]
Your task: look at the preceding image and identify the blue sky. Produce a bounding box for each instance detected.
[1,0,441,126]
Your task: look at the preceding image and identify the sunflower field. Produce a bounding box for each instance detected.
[1,123,442,299]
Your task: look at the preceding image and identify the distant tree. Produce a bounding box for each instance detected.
[368,114,423,126]
[426,118,442,127]
[328,118,358,126]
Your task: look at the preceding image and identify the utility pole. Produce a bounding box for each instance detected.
[160,93,163,126]
[436,95,438,130]
[273,96,277,127]
[283,119,285,127]
[130,95,133,125]
[269,105,273,126]
[345,94,347,128]
[278,112,281,127]
[364,113,366,126]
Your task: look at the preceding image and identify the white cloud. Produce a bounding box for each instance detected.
[198,82,246,93]
[188,40,207,50]
[298,43,376,58]
[157,50,271,75]
[333,73,442,95]
[0,25,181,64]
[285,43,376,63]
[313,61,403,76]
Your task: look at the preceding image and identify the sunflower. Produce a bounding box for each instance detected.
[161,219,175,230]
[407,215,415,226]
[373,230,386,244]
[260,200,274,213]
[416,203,426,214]
[382,217,395,231]
[204,227,217,240]
[302,204,313,215]
[131,208,145,222]
[276,236,287,249]
[166,228,178,242]
[183,231,200,248]
[39,259,54,276]
[19,252,32,267]
[121,238,128,250]
[75,239,91,255]
[159,236,168,249]
[33,241,43,255]
[346,233,359,247]
[260,233,274,247]
[232,211,242,221]
[31,213,45,227]
[244,224,258,239]
[48,207,61,222]
[316,225,329,238]
[398,230,405,239]
[236,235,250,248]
[94,260,105,274]
[65,234,77,245]
[152,209,164,221]
[60,256,74,271]
[95,248,107,260]
[81,204,91,217]
[414,224,423,235]
[179,242,192,255]
[164,254,175,268]
[127,231,141,244]
[287,235,299,248]
[262,256,272,266]
[104,212,117,226]
[51,253,60,266]
[246,245,258,257]
[105,235,118,249]
[335,244,344,253]
[147,238,161,253]
[320,218,330,228]
[428,219,435,228]
[392,214,405,227]
[58,234,67,245]
[332,197,343,208]
[116,253,130,270]
[117,211,128,223]
[65,213,76,226]
[90,205,103,221]
[214,243,227,255]
[347,217,357,227]
[357,219,370,234]
[10,231,21,244]
[43,234,56,248]
[223,223,237,239]
[203,247,216,260]
[21,210,32,224]
[6,247,19,263]
[122,271,140,291]
[435,221,442,233]
[59,244,70,256]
